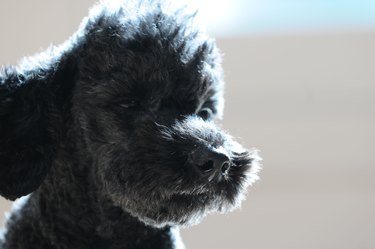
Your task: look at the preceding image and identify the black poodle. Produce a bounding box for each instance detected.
[0,1,260,248]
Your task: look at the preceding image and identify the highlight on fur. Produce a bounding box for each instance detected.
[0,1,261,248]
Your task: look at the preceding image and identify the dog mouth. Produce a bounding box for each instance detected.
[150,161,256,226]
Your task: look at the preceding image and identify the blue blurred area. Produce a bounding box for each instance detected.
[197,0,375,36]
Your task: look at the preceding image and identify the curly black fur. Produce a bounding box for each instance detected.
[0,1,260,248]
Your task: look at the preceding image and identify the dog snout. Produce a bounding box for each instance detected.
[190,146,231,182]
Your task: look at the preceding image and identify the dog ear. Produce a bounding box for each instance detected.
[0,53,77,200]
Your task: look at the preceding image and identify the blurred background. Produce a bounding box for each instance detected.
[1,1,374,248]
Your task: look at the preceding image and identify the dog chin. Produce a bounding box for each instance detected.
[123,181,251,228]
[126,196,227,228]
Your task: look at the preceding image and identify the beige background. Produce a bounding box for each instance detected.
[1,1,375,249]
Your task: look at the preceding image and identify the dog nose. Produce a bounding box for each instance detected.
[191,146,231,181]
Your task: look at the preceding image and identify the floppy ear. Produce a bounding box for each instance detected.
[0,54,77,200]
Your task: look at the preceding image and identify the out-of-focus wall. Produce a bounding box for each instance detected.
[1,1,375,249]
[183,33,375,249]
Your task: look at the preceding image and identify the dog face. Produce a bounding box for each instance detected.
[0,2,260,227]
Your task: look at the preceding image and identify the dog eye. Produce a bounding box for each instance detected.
[118,99,138,109]
[198,108,213,120]
[114,99,139,109]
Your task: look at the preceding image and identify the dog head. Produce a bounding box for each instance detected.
[0,1,260,227]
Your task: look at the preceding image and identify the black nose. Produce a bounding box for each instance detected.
[190,146,231,181]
